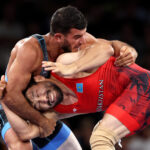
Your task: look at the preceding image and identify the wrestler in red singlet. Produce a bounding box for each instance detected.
[52,57,150,135]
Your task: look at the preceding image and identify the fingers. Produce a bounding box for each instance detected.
[0,75,7,99]
[42,61,66,75]
[117,46,131,59]
[115,54,133,66]
[1,75,5,81]
[119,46,127,56]
[115,58,133,66]
[44,67,56,71]
[42,61,56,67]
[44,67,59,74]
[0,83,6,99]
[115,46,135,66]
[42,61,58,72]
[1,75,6,84]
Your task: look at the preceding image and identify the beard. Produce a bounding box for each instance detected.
[62,39,72,53]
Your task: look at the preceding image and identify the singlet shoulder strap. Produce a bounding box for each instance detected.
[32,34,48,61]
[32,34,50,78]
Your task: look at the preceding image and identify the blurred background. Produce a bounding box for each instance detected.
[1,0,150,149]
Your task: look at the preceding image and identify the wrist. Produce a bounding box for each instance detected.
[38,116,48,127]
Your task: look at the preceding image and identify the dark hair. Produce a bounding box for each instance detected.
[50,5,87,35]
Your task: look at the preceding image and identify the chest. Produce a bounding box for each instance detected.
[54,70,103,113]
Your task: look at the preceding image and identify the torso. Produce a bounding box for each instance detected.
[53,57,150,114]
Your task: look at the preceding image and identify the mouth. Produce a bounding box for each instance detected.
[33,102,40,110]
[49,91,57,104]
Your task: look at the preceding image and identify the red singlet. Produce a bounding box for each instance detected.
[52,57,150,134]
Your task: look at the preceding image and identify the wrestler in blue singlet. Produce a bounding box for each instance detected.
[0,34,71,150]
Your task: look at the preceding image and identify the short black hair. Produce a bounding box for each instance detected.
[50,5,87,35]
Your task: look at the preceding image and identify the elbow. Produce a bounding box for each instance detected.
[16,129,34,141]
[19,125,40,141]
[18,134,30,142]
[3,94,13,106]
[3,93,18,111]
[17,127,39,141]
[13,129,32,141]
[18,132,33,141]
[106,45,114,57]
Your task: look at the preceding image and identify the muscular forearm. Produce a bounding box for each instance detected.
[43,42,114,76]
[1,101,40,141]
[3,92,47,127]
[68,43,114,73]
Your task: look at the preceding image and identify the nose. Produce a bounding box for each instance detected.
[43,95,48,102]
[79,36,85,45]
[36,95,48,102]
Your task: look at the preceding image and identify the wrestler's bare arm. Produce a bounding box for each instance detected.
[83,33,138,66]
[42,40,138,76]
[42,42,114,76]
[3,43,56,137]
[2,102,86,141]
[1,101,40,141]
[1,99,82,141]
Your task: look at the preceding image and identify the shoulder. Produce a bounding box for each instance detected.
[82,33,112,48]
[84,33,110,43]
[15,37,42,60]
[13,36,43,70]
[84,32,97,44]
[96,38,112,46]
[16,37,39,54]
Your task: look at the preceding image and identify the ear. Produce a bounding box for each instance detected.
[34,75,46,82]
[54,33,64,42]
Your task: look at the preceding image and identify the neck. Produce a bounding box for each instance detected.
[44,33,63,61]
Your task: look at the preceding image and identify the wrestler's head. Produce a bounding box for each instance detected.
[50,5,87,52]
[24,81,63,111]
